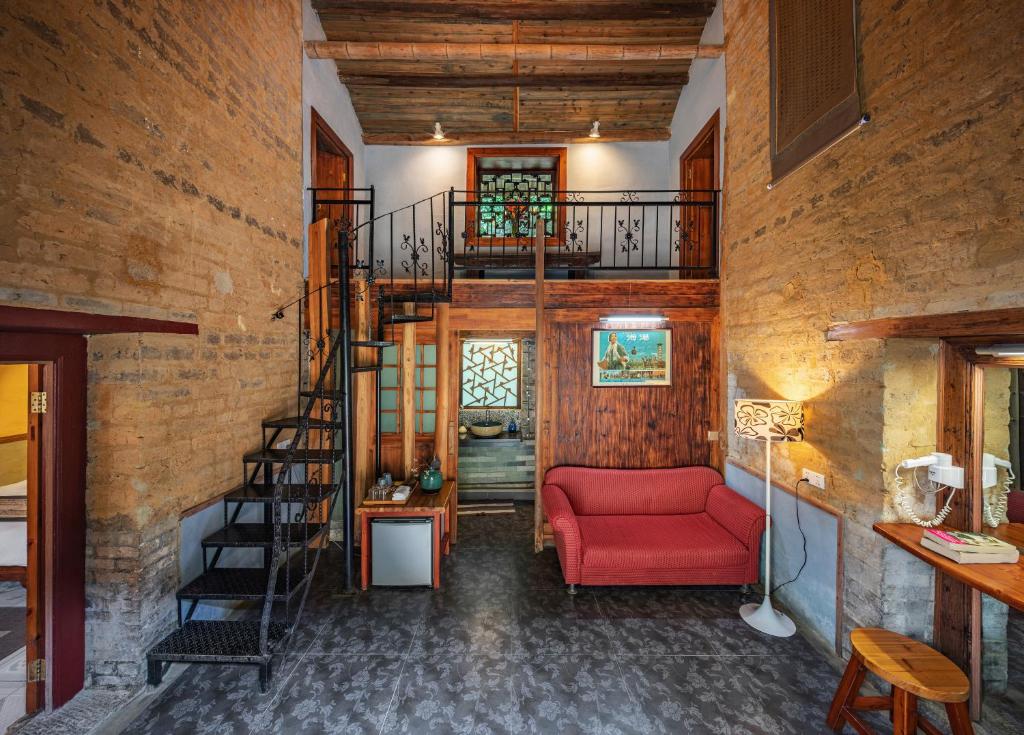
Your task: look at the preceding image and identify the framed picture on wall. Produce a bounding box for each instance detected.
[592,329,671,387]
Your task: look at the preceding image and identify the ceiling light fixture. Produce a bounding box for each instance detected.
[589,120,601,139]
[432,122,446,141]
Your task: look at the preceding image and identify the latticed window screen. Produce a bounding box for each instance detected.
[477,171,555,237]
[461,339,520,409]
[379,344,401,434]
[414,344,437,434]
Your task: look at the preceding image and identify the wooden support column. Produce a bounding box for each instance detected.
[534,218,546,552]
[434,304,452,478]
[352,274,374,535]
[934,340,985,719]
[401,303,417,479]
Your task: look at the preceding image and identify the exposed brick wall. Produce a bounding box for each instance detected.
[722,0,1024,647]
[0,1,303,686]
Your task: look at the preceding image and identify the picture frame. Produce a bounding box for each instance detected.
[592,329,671,387]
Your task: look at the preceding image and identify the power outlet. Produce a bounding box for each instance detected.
[801,468,826,490]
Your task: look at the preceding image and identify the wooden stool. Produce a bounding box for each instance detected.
[827,628,974,735]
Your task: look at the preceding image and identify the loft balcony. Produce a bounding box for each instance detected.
[310,187,720,284]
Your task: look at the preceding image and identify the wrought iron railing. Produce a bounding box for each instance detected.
[451,189,720,278]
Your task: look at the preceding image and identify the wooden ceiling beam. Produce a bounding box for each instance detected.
[306,41,723,62]
[362,129,670,145]
[311,1,716,21]
[340,72,688,88]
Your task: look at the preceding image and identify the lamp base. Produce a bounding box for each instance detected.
[740,595,796,638]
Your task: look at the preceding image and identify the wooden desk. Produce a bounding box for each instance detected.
[356,480,457,590]
[873,523,1024,611]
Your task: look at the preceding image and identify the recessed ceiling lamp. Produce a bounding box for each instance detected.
[976,344,1024,357]
[589,120,601,139]
[432,122,446,141]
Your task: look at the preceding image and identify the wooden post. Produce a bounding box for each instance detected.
[434,303,451,477]
[352,273,374,538]
[401,303,417,480]
[534,218,546,551]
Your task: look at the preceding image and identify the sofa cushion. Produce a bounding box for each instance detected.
[544,466,724,516]
[577,513,749,572]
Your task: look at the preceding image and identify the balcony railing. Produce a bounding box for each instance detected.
[452,189,719,279]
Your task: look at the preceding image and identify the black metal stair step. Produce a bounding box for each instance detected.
[202,522,328,548]
[384,314,432,324]
[351,340,396,348]
[387,291,447,304]
[261,415,342,430]
[298,389,345,400]
[225,482,336,504]
[243,448,343,464]
[352,365,381,373]
[147,620,288,664]
[177,558,311,602]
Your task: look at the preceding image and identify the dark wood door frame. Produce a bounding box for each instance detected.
[310,107,355,227]
[0,333,85,711]
[678,110,720,278]
[0,305,196,709]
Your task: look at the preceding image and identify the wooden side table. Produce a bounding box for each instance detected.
[356,479,457,590]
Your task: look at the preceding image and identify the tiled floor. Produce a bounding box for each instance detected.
[122,504,870,735]
[0,583,25,734]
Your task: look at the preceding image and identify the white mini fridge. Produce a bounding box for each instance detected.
[371,517,433,586]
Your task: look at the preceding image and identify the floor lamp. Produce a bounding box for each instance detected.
[733,398,804,638]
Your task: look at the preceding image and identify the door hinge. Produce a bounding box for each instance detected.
[27,658,45,683]
[30,391,47,414]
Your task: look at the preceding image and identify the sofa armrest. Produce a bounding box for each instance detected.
[542,484,582,585]
[707,484,766,553]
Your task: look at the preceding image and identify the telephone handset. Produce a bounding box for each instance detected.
[982,453,1015,528]
[892,452,964,528]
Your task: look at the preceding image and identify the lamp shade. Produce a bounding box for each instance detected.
[734,399,804,442]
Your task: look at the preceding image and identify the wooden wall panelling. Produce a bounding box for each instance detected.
[546,316,715,469]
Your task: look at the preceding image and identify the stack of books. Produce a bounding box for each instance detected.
[921,529,1020,564]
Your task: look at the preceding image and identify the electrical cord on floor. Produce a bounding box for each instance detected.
[770,478,810,596]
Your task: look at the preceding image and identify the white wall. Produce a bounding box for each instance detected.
[668,0,726,185]
[302,0,365,273]
[365,141,671,217]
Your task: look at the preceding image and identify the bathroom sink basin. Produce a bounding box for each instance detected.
[469,421,503,438]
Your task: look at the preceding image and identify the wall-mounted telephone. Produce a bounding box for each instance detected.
[982,453,1015,528]
[892,452,964,528]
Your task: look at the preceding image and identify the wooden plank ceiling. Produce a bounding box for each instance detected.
[308,1,719,145]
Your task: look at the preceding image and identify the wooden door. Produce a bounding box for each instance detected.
[310,108,354,275]
[25,365,44,713]
[679,111,719,278]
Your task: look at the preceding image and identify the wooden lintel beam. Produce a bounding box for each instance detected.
[306,41,723,62]
[825,306,1024,341]
[340,72,687,88]
[363,129,670,145]
[311,1,716,21]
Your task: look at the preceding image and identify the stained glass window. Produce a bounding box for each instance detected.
[476,171,556,237]
[461,339,520,408]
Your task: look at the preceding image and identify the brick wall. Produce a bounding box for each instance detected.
[0,1,303,686]
[722,0,1024,646]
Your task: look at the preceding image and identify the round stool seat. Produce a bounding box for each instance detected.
[850,628,969,704]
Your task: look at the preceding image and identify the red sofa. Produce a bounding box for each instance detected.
[542,466,766,590]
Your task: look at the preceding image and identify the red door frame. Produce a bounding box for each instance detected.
[0,332,86,709]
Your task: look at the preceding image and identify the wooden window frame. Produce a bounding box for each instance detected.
[459,336,523,411]
[379,341,402,437]
[414,340,438,436]
[465,147,568,250]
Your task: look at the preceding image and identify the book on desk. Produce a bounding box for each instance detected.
[920,529,1020,564]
